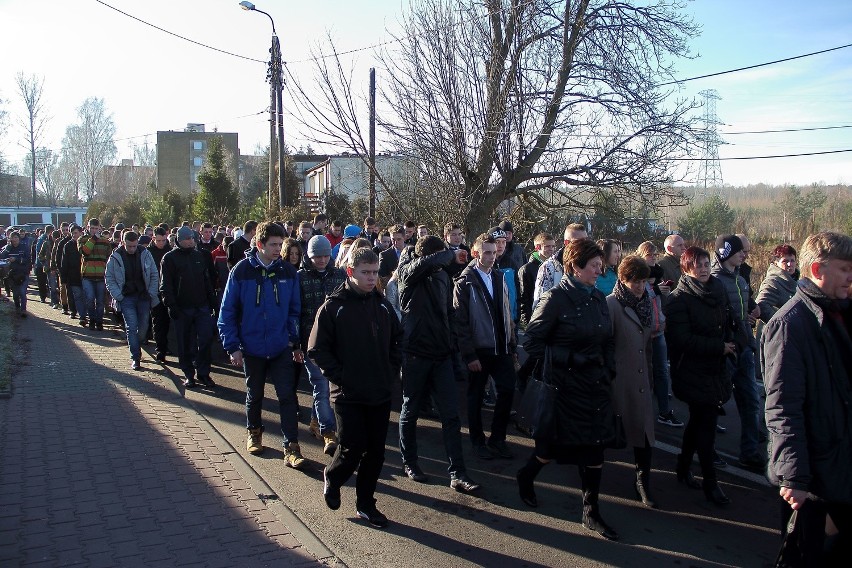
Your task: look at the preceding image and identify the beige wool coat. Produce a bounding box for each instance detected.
[606,294,655,449]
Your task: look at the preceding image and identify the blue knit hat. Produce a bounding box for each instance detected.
[343,224,361,238]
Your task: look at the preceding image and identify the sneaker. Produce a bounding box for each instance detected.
[183,377,198,389]
[19,311,27,319]
[309,418,322,440]
[78,318,88,326]
[96,321,104,331]
[323,468,340,510]
[322,432,338,456]
[131,359,141,371]
[716,424,727,433]
[155,351,167,363]
[713,452,728,468]
[356,505,389,528]
[403,464,428,483]
[70,312,77,319]
[657,411,684,427]
[474,444,494,460]
[88,320,96,330]
[283,443,306,469]
[486,439,514,459]
[450,475,481,494]
[247,428,264,455]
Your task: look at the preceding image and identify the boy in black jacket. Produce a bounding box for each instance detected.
[308,248,402,528]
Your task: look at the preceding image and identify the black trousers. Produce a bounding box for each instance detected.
[682,402,718,484]
[35,266,47,300]
[467,352,517,446]
[151,302,170,354]
[326,400,391,510]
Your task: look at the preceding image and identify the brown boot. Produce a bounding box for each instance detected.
[283,442,306,469]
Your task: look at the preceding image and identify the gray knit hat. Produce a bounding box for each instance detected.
[307,235,332,258]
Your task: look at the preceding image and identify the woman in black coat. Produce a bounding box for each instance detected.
[664,246,735,505]
[519,239,619,541]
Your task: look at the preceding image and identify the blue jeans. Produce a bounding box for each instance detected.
[728,346,762,460]
[68,285,86,316]
[652,334,671,415]
[304,357,336,433]
[244,351,299,446]
[399,354,466,477]
[47,271,59,305]
[10,276,29,311]
[81,279,106,323]
[172,307,214,379]
[119,295,151,361]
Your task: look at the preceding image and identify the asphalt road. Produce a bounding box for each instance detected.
[152,337,781,568]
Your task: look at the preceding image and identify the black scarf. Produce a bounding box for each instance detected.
[613,279,652,328]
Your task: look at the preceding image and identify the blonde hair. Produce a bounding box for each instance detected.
[799,231,852,278]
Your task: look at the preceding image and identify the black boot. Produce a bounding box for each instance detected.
[580,466,619,541]
[634,445,657,508]
[703,480,731,506]
[676,453,701,489]
[516,453,545,508]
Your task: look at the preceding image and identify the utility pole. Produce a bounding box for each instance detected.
[369,68,376,218]
[272,35,286,211]
[697,89,724,197]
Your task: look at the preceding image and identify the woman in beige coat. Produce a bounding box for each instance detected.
[607,255,657,508]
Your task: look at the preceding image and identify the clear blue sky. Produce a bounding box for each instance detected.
[0,0,850,187]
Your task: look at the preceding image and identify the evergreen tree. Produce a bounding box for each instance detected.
[194,136,239,223]
[678,194,736,243]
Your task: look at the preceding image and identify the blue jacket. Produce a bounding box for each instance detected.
[218,248,301,358]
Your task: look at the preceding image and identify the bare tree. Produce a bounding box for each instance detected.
[289,0,701,234]
[33,148,61,206]
[15,72,50,206]
[0,92,8,172]
[62,97,117,201]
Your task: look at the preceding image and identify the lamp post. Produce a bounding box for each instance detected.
[240,1,286,212]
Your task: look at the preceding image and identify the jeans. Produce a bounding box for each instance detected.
[68,285,85,317]
[467,352,517,447]
[46,271,59,305]
[652,334,672,416]
[244,352,299,446]
[304,357,336,433]
[728,347,763,460]
[81,279,106,323]
[119,295,151,361]
[326,401,391,510]
[10,276,29,311]
[399,354,466,477]
[172,306,214,379]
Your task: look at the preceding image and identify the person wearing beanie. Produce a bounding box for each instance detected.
[331,225,366,260]
[160,224,218,389]
[499,220,525,272]
[299,235,346,456]
[711,234,765,471]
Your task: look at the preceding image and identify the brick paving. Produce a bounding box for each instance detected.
[0,293,325,567]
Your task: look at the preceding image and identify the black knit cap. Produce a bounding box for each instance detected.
[715,234,743,262]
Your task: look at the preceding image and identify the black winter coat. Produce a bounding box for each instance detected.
[397,247,458,359]
[664,275,734,406]
[308,280,402,405]
[523,278,617,446]
[762,282,852,503]
[159,246,217,310]
[518,254,541,329]
[60,239,83,286]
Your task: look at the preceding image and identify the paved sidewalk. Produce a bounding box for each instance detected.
[0,294,329,567]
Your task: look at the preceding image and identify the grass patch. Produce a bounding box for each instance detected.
[0,300,15,393]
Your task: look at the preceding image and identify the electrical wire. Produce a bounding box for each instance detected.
[93,0,266,64]
[722,125,852,135]
[677,148,852,161]
[658,42,852,87]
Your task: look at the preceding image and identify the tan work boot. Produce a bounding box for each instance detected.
[322,431,339,456]
[309,418,322,440]
[283,442,306,469]
[247,428,264,455]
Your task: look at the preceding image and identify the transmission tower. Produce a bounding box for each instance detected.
[696,89,724,196]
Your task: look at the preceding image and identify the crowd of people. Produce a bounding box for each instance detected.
[1,213,850,564]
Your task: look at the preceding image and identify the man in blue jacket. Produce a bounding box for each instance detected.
[218,222,305,469]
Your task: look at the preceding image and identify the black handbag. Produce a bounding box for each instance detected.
[515,347,557,438]
[775,509,803,567]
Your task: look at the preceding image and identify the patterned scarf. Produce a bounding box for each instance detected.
[614,279,652,328]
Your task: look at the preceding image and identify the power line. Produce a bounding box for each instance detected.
[722,125,852,135]
[93,0,266,64]
[659,42,852,87]
[675,148,852,161]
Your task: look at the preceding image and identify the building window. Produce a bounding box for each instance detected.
[193,157,203,167]
[192,140,203,151]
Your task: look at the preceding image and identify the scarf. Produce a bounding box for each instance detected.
[567,274,594,295]
[613,279,652,328]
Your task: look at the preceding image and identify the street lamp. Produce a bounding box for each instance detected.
[240,1,286,212]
